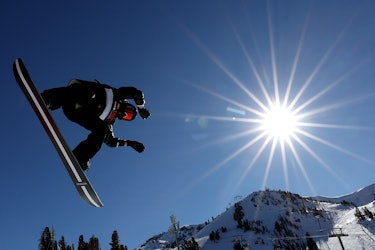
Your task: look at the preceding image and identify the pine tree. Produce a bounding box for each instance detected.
[181,237,200,250]
[191,237,200,250]
[233,242,242,250]
[355,207,366,221]
[58,236,67,250]
[110,230,127,250]
[88,235,100,250]
[51,241,58,250]
[209,231,216,241]
[233,203,245,228]
[39,227,57,250]
[78,235,88,250]
[363,207,374,220]
[110,230,120,250]
[215,230,220,240]
[274,221,282,234]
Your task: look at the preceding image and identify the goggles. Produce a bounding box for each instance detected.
[119,102,137,121]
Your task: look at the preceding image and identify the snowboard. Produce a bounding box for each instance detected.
[13,58,103,207]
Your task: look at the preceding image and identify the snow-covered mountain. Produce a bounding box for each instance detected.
[137,184,375,250]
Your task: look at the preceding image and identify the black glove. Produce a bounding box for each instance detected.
[126,140,145,153]
[138,108,150,119]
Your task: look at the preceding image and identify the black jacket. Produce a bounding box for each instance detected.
[42,79,145,163]
[62,79,144,134]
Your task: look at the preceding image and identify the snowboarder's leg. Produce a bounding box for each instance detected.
[41,87,68,110]
[72,131,105,171]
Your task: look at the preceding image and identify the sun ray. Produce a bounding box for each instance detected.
[178,21,270,113]
[291,133,345,185]
[267,1,280,105]
[286,136,316,194]
[185,130,270,193]
[283,3,311,107]
[208,131,268,173]
[289,16,352,111]
[163,111,264,127]
[296,128,372,164]
[232,25,273,107]
[192,126,264,152]
[235,133,274,190]
[298,122,375,131]
[296,91,375,120]
[280,139,290,191]
[187,81,266,117]
[182,113,263,124]
[293,62,364,115]
[261,136,278,190]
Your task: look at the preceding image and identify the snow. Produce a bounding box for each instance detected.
[313,183,375,206]
[137,184,375,250]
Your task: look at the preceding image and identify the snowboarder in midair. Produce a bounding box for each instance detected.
[41,79,151,171]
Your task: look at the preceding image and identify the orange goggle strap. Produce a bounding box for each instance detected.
[107,102,121,123]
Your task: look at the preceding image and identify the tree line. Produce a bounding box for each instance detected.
[39,227,127,250]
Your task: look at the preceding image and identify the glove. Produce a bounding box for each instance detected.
[126,140,145,153]
[138,107,150,119]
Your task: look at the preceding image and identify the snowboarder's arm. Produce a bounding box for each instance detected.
[104,134,145,153]
[125,140,145,152]
[117,87,145,105]
[116,87,151,119]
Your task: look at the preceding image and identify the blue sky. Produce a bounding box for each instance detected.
[1,0,375,249]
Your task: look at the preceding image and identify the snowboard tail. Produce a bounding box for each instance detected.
[13,58,103,207]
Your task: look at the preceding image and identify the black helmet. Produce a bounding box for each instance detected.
[117,102,137,121]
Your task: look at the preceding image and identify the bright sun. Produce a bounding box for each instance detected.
[182,6,369,195]
[261,104,298,141]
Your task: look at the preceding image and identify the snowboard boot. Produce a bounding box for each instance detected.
[40,90,61,110]
[80,161,91,172]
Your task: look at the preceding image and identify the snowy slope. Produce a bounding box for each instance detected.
[313,183,375,207]
[137,185,375,250]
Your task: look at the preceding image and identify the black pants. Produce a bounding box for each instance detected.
[71,130,104,164]
[41,84,107,164]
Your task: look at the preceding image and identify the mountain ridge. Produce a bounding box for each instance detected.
[137,184,375,250]
[313,183,375,207]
